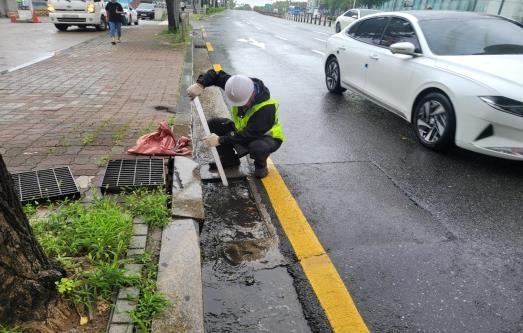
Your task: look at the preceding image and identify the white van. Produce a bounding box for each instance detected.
[48,0,107,31]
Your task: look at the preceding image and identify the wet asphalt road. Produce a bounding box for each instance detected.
[201,10,523,333]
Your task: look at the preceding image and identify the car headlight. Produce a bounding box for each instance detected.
[480,96,523,117]
[86,3,95,13]
[47,4,55,12]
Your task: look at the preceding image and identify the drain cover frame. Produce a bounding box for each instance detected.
[11,166,80,204]
[101,158,166,194]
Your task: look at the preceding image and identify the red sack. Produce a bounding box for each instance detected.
[127,121,192,156]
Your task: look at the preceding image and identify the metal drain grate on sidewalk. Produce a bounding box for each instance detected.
[11,167,80,204]
[101,158,165,194]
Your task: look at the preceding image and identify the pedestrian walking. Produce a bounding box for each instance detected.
[105,0,124,45]
[187,69,285,179]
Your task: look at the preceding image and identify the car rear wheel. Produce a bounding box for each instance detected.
[413,92,456,151]
[325,57,346,94]
[335,22,341,33]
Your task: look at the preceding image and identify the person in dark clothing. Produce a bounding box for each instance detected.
[187,69,285,179]
[105,0,124,45]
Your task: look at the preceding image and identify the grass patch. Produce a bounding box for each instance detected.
[97,154,111,167]
[129,253,170,332]
[206,6,225,15]
[123,189,171,228]
[112,124,129,145]
[160,24,191,44]
[167,115,176,127]
[139,122,157,136]
[0,326,24,333]
[25,189,171,330]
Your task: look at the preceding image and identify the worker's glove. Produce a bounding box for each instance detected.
[187,83,204,99]
[203,133,220,147]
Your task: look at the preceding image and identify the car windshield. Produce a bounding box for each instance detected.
[419,17,523,55]
[138,3,154,9]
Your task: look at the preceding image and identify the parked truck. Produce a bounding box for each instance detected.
[47,0,107,31]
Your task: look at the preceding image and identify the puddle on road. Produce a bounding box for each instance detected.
[201,181,311,333]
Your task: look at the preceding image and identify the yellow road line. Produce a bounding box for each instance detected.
[213,64,222,72]
[206,42,214,52]
[262,159,369,333]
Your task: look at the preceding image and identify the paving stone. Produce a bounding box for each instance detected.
[129,235,147,249]
[108,324,133,333]
[111,299,135,324]
[117,287,140,300]
[132,223,148,236]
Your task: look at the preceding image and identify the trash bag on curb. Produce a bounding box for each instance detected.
[127,121,192,156]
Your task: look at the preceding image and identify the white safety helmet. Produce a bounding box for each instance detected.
[224,75,254,106]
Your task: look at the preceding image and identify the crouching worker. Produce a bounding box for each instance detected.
[187,69,285,179]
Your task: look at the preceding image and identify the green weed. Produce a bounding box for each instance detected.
[29,190,171,328]
[129,253,170,332]
[112,124,129,145]
[97,154,111,167]
[139,122,156,136]
[123,189,170,228]
[82,133,96,145]
[167,115,176,127]
[22,204,37,218]
[31,197,133,261]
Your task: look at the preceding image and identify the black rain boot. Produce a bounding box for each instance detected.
[254,160,268,178]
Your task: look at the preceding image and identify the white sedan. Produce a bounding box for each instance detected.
[122,2,139,26]
[334,9,381,33]
[324,11,523,160]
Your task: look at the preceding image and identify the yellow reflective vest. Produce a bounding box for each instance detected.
[231,99,285,142]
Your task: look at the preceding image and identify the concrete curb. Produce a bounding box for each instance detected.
[150,27,205,333]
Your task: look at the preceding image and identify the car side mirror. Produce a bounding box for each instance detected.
[390,42,417,56]
[351,15,357,18]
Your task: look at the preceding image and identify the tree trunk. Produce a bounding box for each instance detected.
[166,0,178,32]
[0,155,63,325]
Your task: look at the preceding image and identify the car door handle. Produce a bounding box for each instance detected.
[369,54,380,60]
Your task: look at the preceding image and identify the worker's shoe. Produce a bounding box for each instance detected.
[208,159,240,170]
[254,166,268,179]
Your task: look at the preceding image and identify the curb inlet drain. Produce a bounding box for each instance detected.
[12,167,80,204]
[101,158,165,194]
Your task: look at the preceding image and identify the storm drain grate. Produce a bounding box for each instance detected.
[101,158,165,194]
[11,167,80,204]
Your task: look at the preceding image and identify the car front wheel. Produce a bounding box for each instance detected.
[325,57,346,94]
[413,92,456,151]
[95,16,107,31]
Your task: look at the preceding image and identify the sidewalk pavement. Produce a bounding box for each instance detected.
[0,21,208,332]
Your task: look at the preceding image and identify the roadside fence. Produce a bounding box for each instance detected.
[285,13,333,27]
[254,9,333,28]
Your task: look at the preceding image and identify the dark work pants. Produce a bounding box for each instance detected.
[208,117,282,168]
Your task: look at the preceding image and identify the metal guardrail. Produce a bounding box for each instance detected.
[255,10,333,27]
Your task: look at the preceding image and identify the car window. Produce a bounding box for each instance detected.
[380,17,422,52]
[349,17,389,45]
[420,17,523,55]
[344,10,355,17]
[138,3,154,9]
